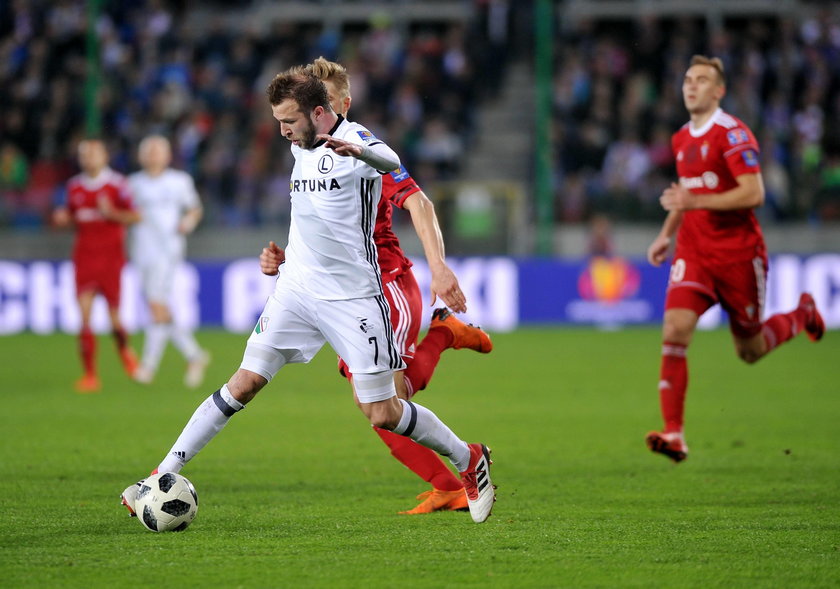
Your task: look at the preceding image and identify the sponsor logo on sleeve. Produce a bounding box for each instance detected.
[357,130,376,143]
[741,149,759,167]
[389,165,410,183]
[255,316,269,334]
[727,129,749,145]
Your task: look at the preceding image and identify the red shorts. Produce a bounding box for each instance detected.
[338,269,422,378]
[665,254,768,338]
[74,255,124,308]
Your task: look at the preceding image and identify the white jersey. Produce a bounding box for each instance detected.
[128,168,200,265]
[279,117,395,300]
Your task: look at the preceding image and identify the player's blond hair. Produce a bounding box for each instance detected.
[689,55,725,85]
[307,57,351,100]
[138,135,170,157]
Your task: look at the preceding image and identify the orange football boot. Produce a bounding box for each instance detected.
[430,308,493,353]
[399,488,469,515]
[75,374,101,394]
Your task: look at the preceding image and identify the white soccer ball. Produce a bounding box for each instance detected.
[135,472,198,532]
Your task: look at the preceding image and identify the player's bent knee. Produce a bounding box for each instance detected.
[226,369,268,404]
[662,323,693,344]
[662,309,699,344]
[737,348,762,364]
[735,334,766,365]
[360,397,402,430]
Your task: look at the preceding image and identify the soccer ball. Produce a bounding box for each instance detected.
[135,472,198,532]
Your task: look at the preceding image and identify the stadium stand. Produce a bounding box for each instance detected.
[0,0,838,249]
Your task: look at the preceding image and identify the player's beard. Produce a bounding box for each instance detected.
[297,119,318,150]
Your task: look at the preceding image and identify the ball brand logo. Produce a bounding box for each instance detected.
[577,256,640,303]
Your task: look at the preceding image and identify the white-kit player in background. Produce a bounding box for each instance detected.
[128,135,209,388]
[121,70,496,524]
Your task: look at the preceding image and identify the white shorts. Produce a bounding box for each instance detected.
[138,258,178,303]
[240,281,405,401]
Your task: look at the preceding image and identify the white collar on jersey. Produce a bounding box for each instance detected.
[78,167,118,191]
[688,107,722,138]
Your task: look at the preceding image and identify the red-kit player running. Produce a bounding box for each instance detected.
[53,139,141,393]
[645,55,825,462]
[260,57,492,514]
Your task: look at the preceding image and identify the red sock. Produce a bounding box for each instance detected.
[761,309,804,352]
[79,328,96,376]
[112,327,129,352]
[374,426,463,491]
[659,342,687,434]
[403,327,451,394]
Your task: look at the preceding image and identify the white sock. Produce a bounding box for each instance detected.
[142,323,171,372]
[170,325,202,362]
[392,398,470,471]
[156,385,244,473]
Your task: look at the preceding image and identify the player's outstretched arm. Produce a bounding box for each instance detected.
[259,241,285,276]
[316,134,400,172]
[403,190,466,313]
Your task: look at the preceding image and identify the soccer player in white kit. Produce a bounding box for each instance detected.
[121,70,495,523]
[128,136,209,388]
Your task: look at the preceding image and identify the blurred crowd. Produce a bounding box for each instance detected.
[552,10,840,224]
[0,0,509,228]
[2,1,839,233]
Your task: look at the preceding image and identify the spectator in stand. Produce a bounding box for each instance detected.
[3,3,840,229]
[0,141,28,223]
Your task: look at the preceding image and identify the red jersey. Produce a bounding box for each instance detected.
[375,165,422,282]
[672,108,766,264]
[65,168,134,264]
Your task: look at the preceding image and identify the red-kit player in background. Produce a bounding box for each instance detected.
[645,55,825,462]
[260,58,493,514]
[53,139,141,393]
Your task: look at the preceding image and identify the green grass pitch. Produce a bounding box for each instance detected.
[0,327,837,588]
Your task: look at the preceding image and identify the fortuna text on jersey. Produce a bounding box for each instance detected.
[290,178,342,192]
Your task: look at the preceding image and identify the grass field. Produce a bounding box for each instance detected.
[1,327,838,588]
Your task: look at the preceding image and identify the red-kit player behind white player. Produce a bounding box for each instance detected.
[644,55,825,462]
[260,58,493,514]
[52,138,141,393]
